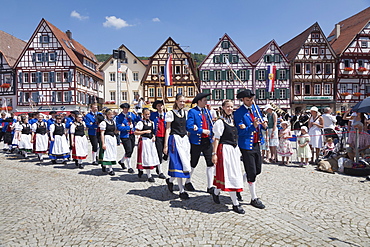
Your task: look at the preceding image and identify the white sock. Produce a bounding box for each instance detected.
[243,173,248,183]
[214,188,221,195]
[78,159,82,164]
[229,192,239,206]
[248,182,257,200]
[146,169,151,178]
[157,163,163,174]
[126,157,132,168]
[108,165,113,172]
[92,152,96,162]
[206,166,215,188]
[177,178,184,193]
[24,152,27,158]
[120,156,125,163]
[169,177,175,183]
[38,153,42,160]
[186,168,195,183]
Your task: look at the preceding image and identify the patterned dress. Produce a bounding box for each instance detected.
[277,128,293,157]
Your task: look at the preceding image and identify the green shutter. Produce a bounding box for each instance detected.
[212,89,216,100]
[229,54,232,63]
[203,89,211,99]
[286,88,290,99]
[275,89,280,99]
[246,70,250,80]
[226,88,234,99]
[213,56,217,63]
[221,89,224,100]
[18,72,22,83]
[209,71,214,81]
[286,69,290,79]
[276,69,280,80]
[264,70,268,80]
[199,70,203,81]
[255,70,259,81]
[221,70,226,80]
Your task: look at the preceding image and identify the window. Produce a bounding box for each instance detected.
[321,49,325,54]
[324,84,330,95]
[264,55,272,63]
[167,47,173,53]
[203,71,209,81]
[49,53,56,62]
[24,92,30,103]
[274,54,281,63]
[160,66,165,75]
[279,89,286,99]
[175,66,181,74]
[258,70,266,80]
[344,60,350,67]
[36,53,43,62]
[110,91,116,101]
[40,35,49,43]
[226,89,234,99]
[305,64,311,74]
[177,87,183,95]
[63,72,68,82]
[56,92,62,102]
[188,86,194,97]
[122,73,127,81]
[279,69,287,80]
[43,72,49,83]
[215,70,221,81]
[269,91,275,99]
[240,70,247,80]
[361,41,368,48]
[325,64,332,74]
[64,92,69,102]
[221,41,230,49]
[358,60,364,67]
[214,89,223,100]
[56,72,61,82]
[304,85,311,95]
[167,87,173,97]
[258,89,266,100]
[122,91,128,101]
[133,72,139,81]
[340,84,347,93]
[353,84,359,93]
[231,55,238,63]
[24,73,29,83]
[295,64,301,74]
[305,49,309,55]
[214,55,220,64]
[133,59,137,64]
[183,65,188,74]
[109,73,116,82]
[222,54,229,63]
[152,66,158,74]
[314,84,321,95]
[157,88,162,98]
[31,72,36,83]
[226,71,233,81]
[31,92,39,103]
[311,47,318,55]
[295,84,301,95]
[149,87,154,97]
[315,64,322,74]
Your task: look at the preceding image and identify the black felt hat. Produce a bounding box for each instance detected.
[192,92,211,104]
[49,111,57,115]
[120,103,130,109]
[236,89,255,99]
[152,100,164,109]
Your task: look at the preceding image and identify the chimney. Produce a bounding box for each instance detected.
[66,30,72,40]
[335,24,340,39]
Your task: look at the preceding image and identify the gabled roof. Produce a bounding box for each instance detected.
[198,33,252,68]
[99,43,147,70]
[328,7,370,55]
[280,23,316,61]
[0,30,26,67]
[249,39,289,65]
[15,19,102,79]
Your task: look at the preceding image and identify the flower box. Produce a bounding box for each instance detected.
[0,83,11,88]
[344,67,353,71]
[358,67,367,72]
[340,92,350,96]
[1,106,12,111]
[353,92,362,97]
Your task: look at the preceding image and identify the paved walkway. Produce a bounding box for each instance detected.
[0,145,369,247]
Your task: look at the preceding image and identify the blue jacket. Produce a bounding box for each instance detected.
[115,112,140,138]
[84,111,102,136]
[65,116,75,131]
[186,107,213,145]
[150,111,166,135]
[234,104,265,150]
[47,118,55,130]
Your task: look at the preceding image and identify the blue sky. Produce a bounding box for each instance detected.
[1,0,369,57]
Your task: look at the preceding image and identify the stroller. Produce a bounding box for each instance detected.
[321,127,347,159]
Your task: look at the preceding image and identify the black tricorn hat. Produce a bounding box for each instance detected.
[152,100,164,109]
[192,92,211,104]
[120,103,130,109]
[236,89,255,99]
[49,111,57,115]
[70,110,79,115]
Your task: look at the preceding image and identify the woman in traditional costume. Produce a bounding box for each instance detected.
[99,110,117,176]
[31,114,49,164]
[71,114,88,169]
[18,116,33,158]
[49,115,70,164]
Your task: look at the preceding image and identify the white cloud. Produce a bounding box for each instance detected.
[70,10,89,20]
[103,16,131,29]
[152,17,160,22]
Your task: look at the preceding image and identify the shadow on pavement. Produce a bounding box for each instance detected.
[110,173,148,183]
[169,195,230,214]
[127,185,179,201]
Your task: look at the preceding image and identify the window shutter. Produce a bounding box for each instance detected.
[68,71,72,82]
[202,89,210,99]
[228,54,232,63]
[276,69,280,80]
[209,71,214,81]
[220,89,224,100]
[236,70,240,80]
[264,55,267,63]
[32,53,36,62]
[246,70,250,80]
[45,36,49,43]
[19,92,23,103]
[212,90,216,100]
[286,88,290,99]
[275,89,280,99]
[68,91,73,102]
[255,70,259,80]
[213,56,218,64]
[18,72,23,83]
[49,72,55,83]
[37,72,42,83]
[199,71,203,81]
[286,69,290,79]
[52,92,56,103]
[46,53,49,62]
[39,36,43,43]
[221,70,226,80]
[264,70,268,80]
[226,88,234,99]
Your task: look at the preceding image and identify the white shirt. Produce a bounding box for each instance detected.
[322,113,337,129]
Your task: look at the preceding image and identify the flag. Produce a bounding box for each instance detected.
[164,54,173,86]
[225,57,231,68]
[266,65,276,92]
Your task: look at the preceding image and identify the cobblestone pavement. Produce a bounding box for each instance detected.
[0,144,369,247]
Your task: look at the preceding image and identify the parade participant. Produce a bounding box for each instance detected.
[31,113,49,164]
[0,112,6,143]
[186,92,214,193]
[47,111,58,130]
[265,104,278,163]
[234,89,266,209]
[116,103,139,173]
[71,114,88,169]
[11,115,23,153]
[2,113,15,152]
[276,121,293,165]
[49,115,70,164]
[134,108,160,182]
[99,110,118,176]
[18,115,33,158]
[84,104,102,165]
[150,100,167,179]
[308,106,324,163]
[28,112,39,125]
[211,100,245,214]
[163,94,191,200]
[297,126,312,167]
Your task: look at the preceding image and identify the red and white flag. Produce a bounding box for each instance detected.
[266,65,276,92]
[164,54,173,86]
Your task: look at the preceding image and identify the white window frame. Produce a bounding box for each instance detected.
[258,70,265,80]
[215,89,222,100]
[361,41,368,48]
[56,92,62,102]
[122,91,128,101]
[315,64,322,74]
[314,84,321,95]
[152,66,158,74]
[215,71,221,81]
[177,87,183,95]
[109,73,116,82]
[175,66,181,74]
[157,88,162,98]
[279,70,287,80]
[148,87,154,98]
[324,84,330,95]
[167,87,173,97]
[258,89,266,100]
[24,73,29,83]
[133,72,139,81]
[56,72,61,82]
[311,47,318,55]
[279,89,286,99]
[110,91,116,101]
[43,72,49,83]
[305,64,311,74]
[203,71,209,81]
[31,72,36,83]
[340,84,347,93]
[240,70,247,80]
[188,86,194,97]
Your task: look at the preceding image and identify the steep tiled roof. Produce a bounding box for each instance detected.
[328,7,370,55]
[280,23,316,61]
[141,59,149,66]
[248,41,271,64]
[0,30,26,67]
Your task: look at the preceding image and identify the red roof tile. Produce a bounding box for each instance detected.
[0,30,26,67]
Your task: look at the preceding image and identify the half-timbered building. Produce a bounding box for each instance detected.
[141,37,198,107]
[249,40,290,111]
[328,7,370,112]
[0,30,26,111]
[198,34,253,108]
[99,44,147,109]
[14,19,103,113]
[280,22,337,113]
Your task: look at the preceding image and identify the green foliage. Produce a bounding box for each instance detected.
[190,53,207,66]
[95,54,111,62]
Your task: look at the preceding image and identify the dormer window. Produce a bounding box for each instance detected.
[167,47,173,53]
[40,35,50,43]
[311,47,318,55]
[222,41,230,49]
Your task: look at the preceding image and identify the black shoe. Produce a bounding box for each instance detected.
[212,190,220,204]
[92,161,98,166]
[138,170,143,178]
[156,166,159,175]
[108,170,115,176]
[232,205,245,214]
[158,173,166,179]
[236,192,243,201]
[63,160,68,165]
[101,165,106,173]
[148,177,155,183]
[185,182,195,191]
[51,160,57,164]
[166,178,174,192]
[250,198,265,209]
[78,164,84,169]
[118,161,126,170]
[207,187,215,194]
[179,192,189,200]
[128,168,134,173]
[75,160,79,167]
[163,154,168,161]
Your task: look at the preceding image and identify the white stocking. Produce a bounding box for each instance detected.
[146,169,151,178]
[229,192,239,206]
[177,178,184,193]
[157,163,163,174]
[206,166,215,188]
[186,168,195,183]
[248,182,257,200]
